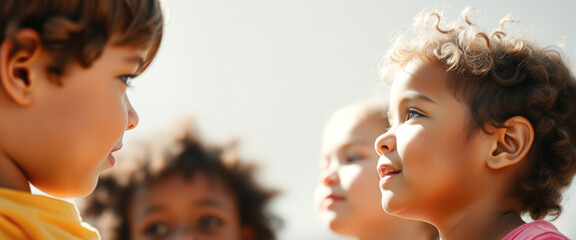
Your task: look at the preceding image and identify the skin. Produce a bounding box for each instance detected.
[0,29,144,198]
[374,60,528,239]
[128,173,247,240]
[315,111,436,240]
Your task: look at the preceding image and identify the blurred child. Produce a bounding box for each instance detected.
[314,101,438,240]
[375,7,575,239]
[81,121,282,240]
[0,0,164,239]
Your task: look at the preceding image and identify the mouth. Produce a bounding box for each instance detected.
[320,194,345,209]
[377,164,401,186]
[377,166,401,178]
[111,145,123,153]
[107,145,123,167]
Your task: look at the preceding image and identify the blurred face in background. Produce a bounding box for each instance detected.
[314,112,392,237]
[128,173,247,240]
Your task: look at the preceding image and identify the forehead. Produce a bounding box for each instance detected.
[322,114,388,151]
[130,173,237,214]
[389,60,450,105]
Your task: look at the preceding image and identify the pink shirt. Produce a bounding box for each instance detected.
[502,220,569,240]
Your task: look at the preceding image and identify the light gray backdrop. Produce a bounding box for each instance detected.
[125,0,576,239]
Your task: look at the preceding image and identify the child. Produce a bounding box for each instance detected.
[0,0,164,239]
[374,7,575,240]
[314,101,438,240]
[81,121,282,240]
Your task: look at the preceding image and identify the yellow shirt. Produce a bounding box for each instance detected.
[0,188,100,239]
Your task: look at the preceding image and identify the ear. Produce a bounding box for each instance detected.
[0,29,43,105]
[487,116,534,169]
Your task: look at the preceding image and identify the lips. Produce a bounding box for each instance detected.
[320,193,345,209]
[377,164,401,187]
[111,145,123,153]
[377,166,401,178]
[108,144,123,167]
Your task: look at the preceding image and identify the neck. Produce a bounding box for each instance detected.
[353,218,436,240]
[0,151,31,192]
[435,200,524,240]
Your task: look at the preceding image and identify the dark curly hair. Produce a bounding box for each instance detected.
[380,7,576,220]
[0,0,164,81]
[81,121,282,240]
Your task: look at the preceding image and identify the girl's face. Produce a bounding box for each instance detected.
[128,173,247,240]
[314,113,393,235]
[374,60,494,222]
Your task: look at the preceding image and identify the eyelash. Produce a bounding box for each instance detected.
[198,215,224,232]
[119,74,136,88]
[406,108,425,120]
[346,155,363,163]
[142,222,169,237]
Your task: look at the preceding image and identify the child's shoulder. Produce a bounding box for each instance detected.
[502,220,569,240]
[0,188,99,239]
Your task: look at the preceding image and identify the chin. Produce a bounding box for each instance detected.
[380,191,402,216]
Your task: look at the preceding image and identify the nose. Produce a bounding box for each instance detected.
[176,233,195,240]
[374,131,396,156]
[319,165,339,186]
[125,95,139,130]
[173,227,196,240]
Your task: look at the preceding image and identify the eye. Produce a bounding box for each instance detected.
[406,108,425,120]
[346,155,362,163]
[198,215,224,233]
[119,74,135,87]
[142,222,170,237]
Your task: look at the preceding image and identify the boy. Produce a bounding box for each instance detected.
[375,7,574,239]
[0,0,164,239]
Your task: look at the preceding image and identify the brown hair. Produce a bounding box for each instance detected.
[381,7,576,220]
[0,0,164,80]
[81,121,282,240]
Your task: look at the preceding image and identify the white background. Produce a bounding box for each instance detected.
[123,0,576,239]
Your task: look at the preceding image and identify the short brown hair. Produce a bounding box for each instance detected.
[381,7,576,220]
[0,0,164,79]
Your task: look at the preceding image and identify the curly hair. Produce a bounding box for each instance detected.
[81,122,282,240]
[0,0,164,81]
[380,7,576,220]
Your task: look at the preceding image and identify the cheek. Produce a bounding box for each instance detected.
[397,128,430,162]
[338,166,362,191]
[345,164,381,200]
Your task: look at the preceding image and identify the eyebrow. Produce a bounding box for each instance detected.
[194,198,227,208]
[403,91,436,104]
[141,198,228,216]
[389,91,436,121]
[124,55,145,68]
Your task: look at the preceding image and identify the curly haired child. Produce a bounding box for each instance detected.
[81,121,282,240]
[0,0,164,239]
[375,7,575,239]
[315,101,439,240]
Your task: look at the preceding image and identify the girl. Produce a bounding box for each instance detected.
[315,101,438,240]
[375,7,575,240]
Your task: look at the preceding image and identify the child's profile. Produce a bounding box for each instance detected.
[315,101,438,240]
[375,7,575,239]
[0,0,164,238]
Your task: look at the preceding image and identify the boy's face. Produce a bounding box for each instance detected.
[374,60,494,221]
[314,114,399,235]
[128,173,245,240]
[10,42,145,197]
